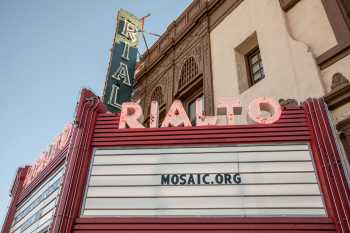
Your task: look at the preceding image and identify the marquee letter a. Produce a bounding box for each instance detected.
[161,100,192,127]
[112,62,131,86]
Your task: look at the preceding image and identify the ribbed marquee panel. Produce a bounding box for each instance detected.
[81,144,326,217]
[10,166,64,233]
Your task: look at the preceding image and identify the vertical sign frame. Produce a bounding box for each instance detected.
[102,9,142,112]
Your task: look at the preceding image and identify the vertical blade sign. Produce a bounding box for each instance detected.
[103,9,142,112]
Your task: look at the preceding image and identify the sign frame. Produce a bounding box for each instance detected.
[102,9,142,112]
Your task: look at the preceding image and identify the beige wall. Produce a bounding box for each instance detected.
[286,0,337,57]
[210,0,333,123]
[332,102,350,124]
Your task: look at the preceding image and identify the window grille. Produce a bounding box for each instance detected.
[179,57,199,89]
[151,86,164,106]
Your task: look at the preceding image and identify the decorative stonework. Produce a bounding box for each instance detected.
[174,41,205,92]
[325,72,350,110]
[202,33,215,115]
[140,22,206,115]
[279,98,299,107]
[150,86,165,106]
[134,0,240,116]
[176,20,207,58]
[141,68,173,117]
[325,72,350,164]
[331,72,349,90]
[178,57,199,90]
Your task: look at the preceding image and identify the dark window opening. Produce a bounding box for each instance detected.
[176,74,203,126]
[159,107,166,127]
[246,47,265,86]
[188,95,203,126]
[144,106,166,128]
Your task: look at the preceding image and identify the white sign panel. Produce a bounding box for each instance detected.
[10,166,64,233]
[82,144,326,216]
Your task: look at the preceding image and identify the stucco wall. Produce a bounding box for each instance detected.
[210,0,326,122]
[332,102,350,124]
[286,0,337,57]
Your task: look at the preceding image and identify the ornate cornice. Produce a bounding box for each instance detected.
[135,0,242,79]
[279,98,299,108]
[336,116,350,131]
[324,73,350,110]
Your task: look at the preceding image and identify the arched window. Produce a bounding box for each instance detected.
[179,57,198,89]
[151,86,164,106]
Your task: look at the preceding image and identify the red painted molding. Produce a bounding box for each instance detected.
[1,166,29,233]
[304,98,350,233]
[51,89,107,233]
[72,217,336,232]
[75,217,334,224]
[16,147,67,205]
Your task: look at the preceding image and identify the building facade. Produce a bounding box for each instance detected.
[133,0,350,161]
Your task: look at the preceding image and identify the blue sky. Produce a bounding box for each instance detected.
[0,0,192,225]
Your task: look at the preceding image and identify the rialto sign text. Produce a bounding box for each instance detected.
[118,96,282,128]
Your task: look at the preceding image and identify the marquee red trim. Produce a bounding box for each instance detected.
[1,166,29,233]
[16,147,68,205]
[73,217,335,232]
[304,99,350,233]
[1,138,69,233]
[51,89,107,233]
